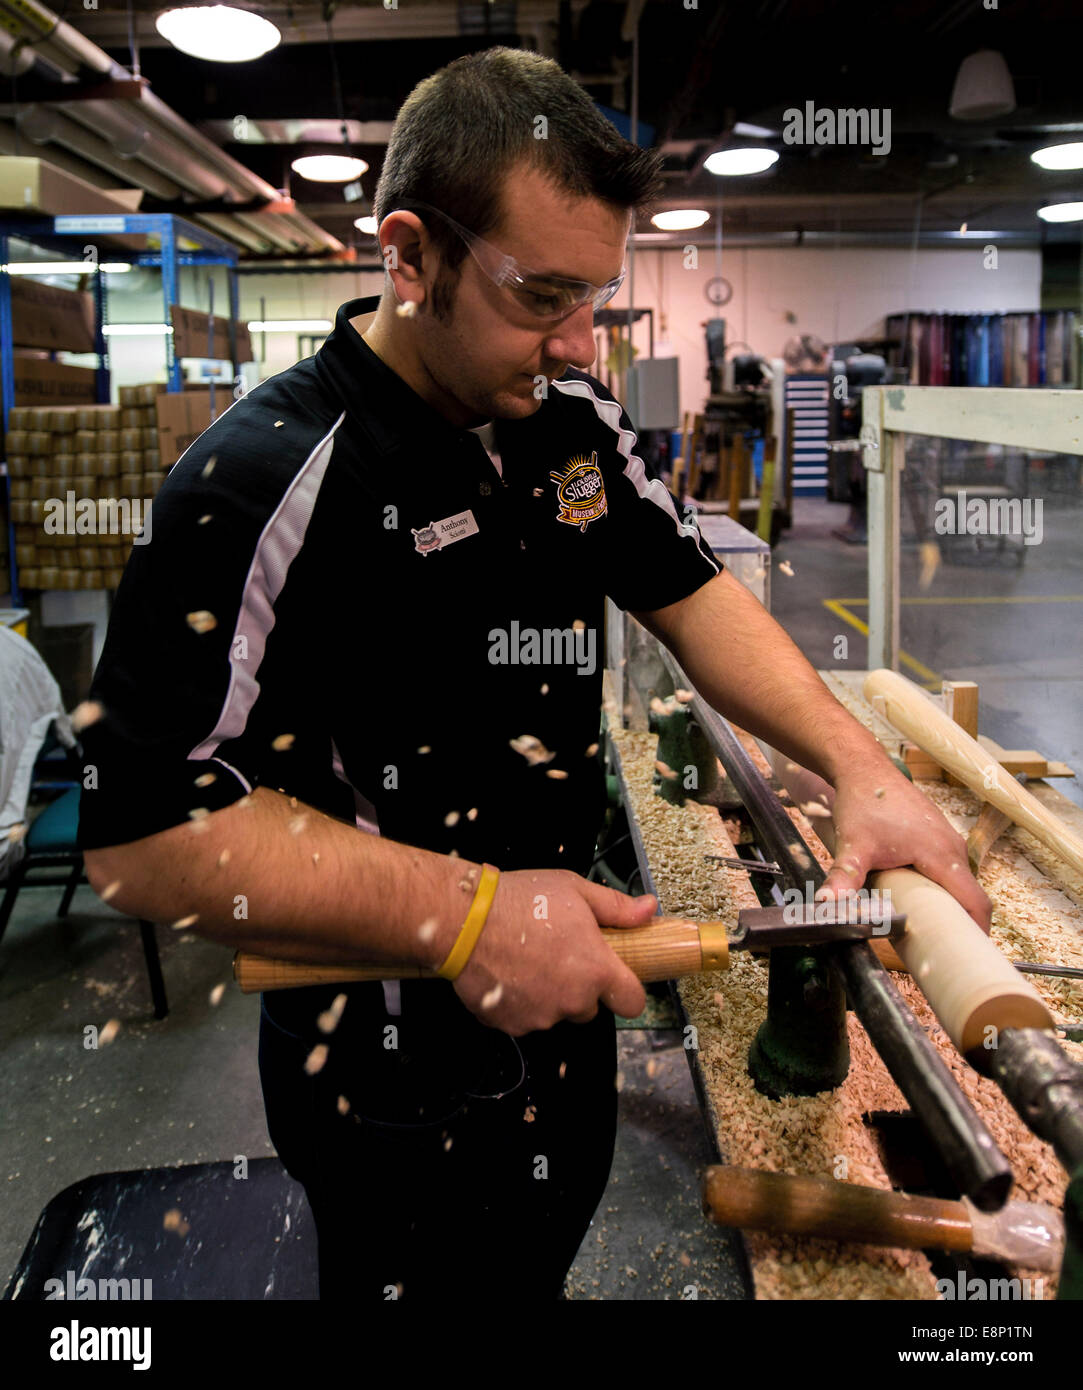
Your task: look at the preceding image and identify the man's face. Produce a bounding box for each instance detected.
[414,163,630,424]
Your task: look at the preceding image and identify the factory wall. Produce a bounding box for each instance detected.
[100,248,1040,428]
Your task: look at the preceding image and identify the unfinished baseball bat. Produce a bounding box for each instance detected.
[864,667,1083,879]
[233,916,731,993]
[768,748,1053,1059]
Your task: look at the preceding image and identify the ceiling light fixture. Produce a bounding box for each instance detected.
[155,6,281,63]
[705,148,779,176]
[1031,142,1083,171]
[1037,202,1083,223]
[948,49,1015,121]
[290,153,368,183]
[651,209,710,231]
[2,262,131,275]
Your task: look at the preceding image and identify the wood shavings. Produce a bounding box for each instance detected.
[274,420,284,428]
[216,850,231,868]
[162,1209,190,1237]
[540,683,549,695]
[417,918,438,944]
[288,815,308,835]
[510,734,555,765]
[198,514,212,525]
[675,689,695,703]
[272,733,295,751]
[304,1044,329,1075]
[572,619,585,632]
[337,1096,350,1115]
[655,760,678,780]
[417,745,431,754]
[6,823,26,843]
[480,984,504,1010]
[100,880,122,902]
[585,743,599,757]
[186,610,217,634]
[318,994,348,1034]
[799,801,831,818]
[209,983,226,1007]
[546,768,569,780]
[201,456,217,479]
[395,300,417,318]
[171,914,199,930]
[98,1019,120,1046]
[778,560,794,576]
[467,807,478,821]
[444,811,460,827]
[523,1104,537,1123]
[559,1061,567,1079]
[194,771,216,788]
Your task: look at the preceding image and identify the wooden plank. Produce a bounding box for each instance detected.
[869,384,1083,455]
[943,680,979,788]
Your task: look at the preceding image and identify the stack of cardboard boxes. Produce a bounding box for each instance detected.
[6,384,167,591]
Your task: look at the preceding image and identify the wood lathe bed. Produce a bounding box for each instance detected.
[606,671,1083,1300]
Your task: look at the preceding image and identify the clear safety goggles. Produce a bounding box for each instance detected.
[399,199,626,322]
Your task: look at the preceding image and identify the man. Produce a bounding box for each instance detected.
[78,47,990,1301]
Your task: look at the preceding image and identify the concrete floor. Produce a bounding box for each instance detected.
[2,495,1079,1300]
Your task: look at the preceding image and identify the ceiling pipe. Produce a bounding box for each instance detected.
[0,0,343,254]
[12,105,183,200]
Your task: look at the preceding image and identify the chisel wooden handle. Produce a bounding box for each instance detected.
[703,1165,975,1252]
[233,916,731,993]
[865,668,1083,878]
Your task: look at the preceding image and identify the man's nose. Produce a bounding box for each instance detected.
[543,302,597,371]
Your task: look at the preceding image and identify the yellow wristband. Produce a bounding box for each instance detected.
[437,863,500,981]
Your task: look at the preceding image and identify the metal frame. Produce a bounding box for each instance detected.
[861,385,1083,669]
[1,213,241,603]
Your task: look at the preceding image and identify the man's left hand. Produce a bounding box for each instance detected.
[820,765,993,931]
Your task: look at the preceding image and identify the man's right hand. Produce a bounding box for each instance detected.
[452,869,654,1035]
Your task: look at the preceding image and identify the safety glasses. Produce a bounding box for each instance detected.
[399,199,626,322]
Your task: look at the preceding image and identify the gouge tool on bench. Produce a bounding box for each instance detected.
[232,902,907,993]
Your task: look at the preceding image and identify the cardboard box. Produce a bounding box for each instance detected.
[10,278,96,352]
[0,157,143,237]
[155,390,214,469]
[10,357,97,407]
[170,304,253,364]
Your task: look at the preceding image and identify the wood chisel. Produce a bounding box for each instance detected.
[702,1165,1064,1270]
[232,902,907,993]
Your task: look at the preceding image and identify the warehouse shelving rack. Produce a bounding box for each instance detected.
[1,212,242,604]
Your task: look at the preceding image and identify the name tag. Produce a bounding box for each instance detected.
[411,509,479,555]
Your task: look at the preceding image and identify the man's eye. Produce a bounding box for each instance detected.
[521,288,563,313]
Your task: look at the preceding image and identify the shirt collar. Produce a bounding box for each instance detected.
[315,296,491,456]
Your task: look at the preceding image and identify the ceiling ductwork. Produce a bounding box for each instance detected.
[0,0,345,257]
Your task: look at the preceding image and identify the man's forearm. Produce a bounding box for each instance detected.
[639,571,894,787]
[83,786,472,968]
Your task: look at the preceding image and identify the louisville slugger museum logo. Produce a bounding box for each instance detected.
[551,452,607,531]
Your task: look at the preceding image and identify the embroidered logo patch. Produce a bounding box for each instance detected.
[550,451,607,532]
[411,509,479,555]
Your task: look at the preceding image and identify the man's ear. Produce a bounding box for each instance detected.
[377,210,429,312]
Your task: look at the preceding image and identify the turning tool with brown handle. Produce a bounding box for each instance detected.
[865,667,1083,878]
[235,916,732,994]
[232,904,898,994]
[702,1166,1063,1270]
[768,747,1054,1059]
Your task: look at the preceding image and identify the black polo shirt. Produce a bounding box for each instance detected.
[79,294,720,875]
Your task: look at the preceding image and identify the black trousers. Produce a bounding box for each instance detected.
[258,979,618,1300]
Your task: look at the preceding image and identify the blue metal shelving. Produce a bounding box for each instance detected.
[1,213,241,604]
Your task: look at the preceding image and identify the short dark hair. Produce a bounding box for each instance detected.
[372,46,664,317]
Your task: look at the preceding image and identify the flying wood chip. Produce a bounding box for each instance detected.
[305,1044,329,1075]
[186,610,217,634]
[71,699,104,732]
[272,733,295,751]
